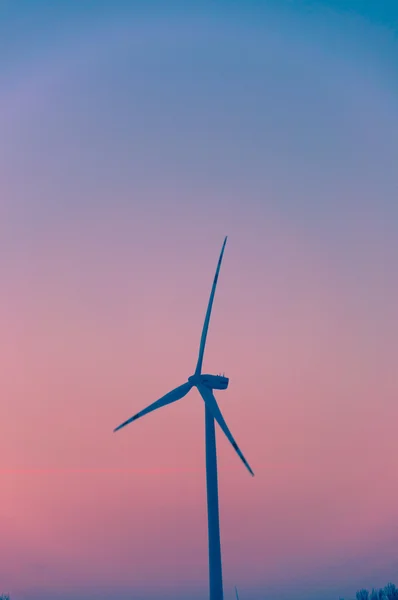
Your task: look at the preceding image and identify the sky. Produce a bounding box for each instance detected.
[1,1,398,599]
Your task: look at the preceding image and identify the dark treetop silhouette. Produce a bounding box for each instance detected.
[113,236,254,600]
[351,584,398,600]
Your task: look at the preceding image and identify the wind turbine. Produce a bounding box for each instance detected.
[113,236,254,600]
[235,586,240,600]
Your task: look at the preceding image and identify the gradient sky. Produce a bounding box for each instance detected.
[1,2,398,599]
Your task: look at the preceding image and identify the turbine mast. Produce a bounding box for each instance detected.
[205,403,224,600]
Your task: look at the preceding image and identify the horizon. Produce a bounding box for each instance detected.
[1,1,398,599]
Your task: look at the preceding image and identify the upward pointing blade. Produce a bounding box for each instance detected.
[114,382,192,432]
[195,236,228,376]
[235,587,240,600]
[197,384,254,477]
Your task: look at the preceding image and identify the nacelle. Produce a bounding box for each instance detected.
[200,374,229,390]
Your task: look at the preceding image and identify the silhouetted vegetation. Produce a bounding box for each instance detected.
[1,583,396,599]
[341,583,398,600]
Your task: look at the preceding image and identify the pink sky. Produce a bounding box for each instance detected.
[2,217,397,599]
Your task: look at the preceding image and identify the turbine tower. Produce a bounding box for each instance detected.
[113,236,254,600]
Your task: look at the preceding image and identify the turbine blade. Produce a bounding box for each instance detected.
[235,586,240,600]
[195,236,228,376]
[197,384,254,476]
[114,382,192,432]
